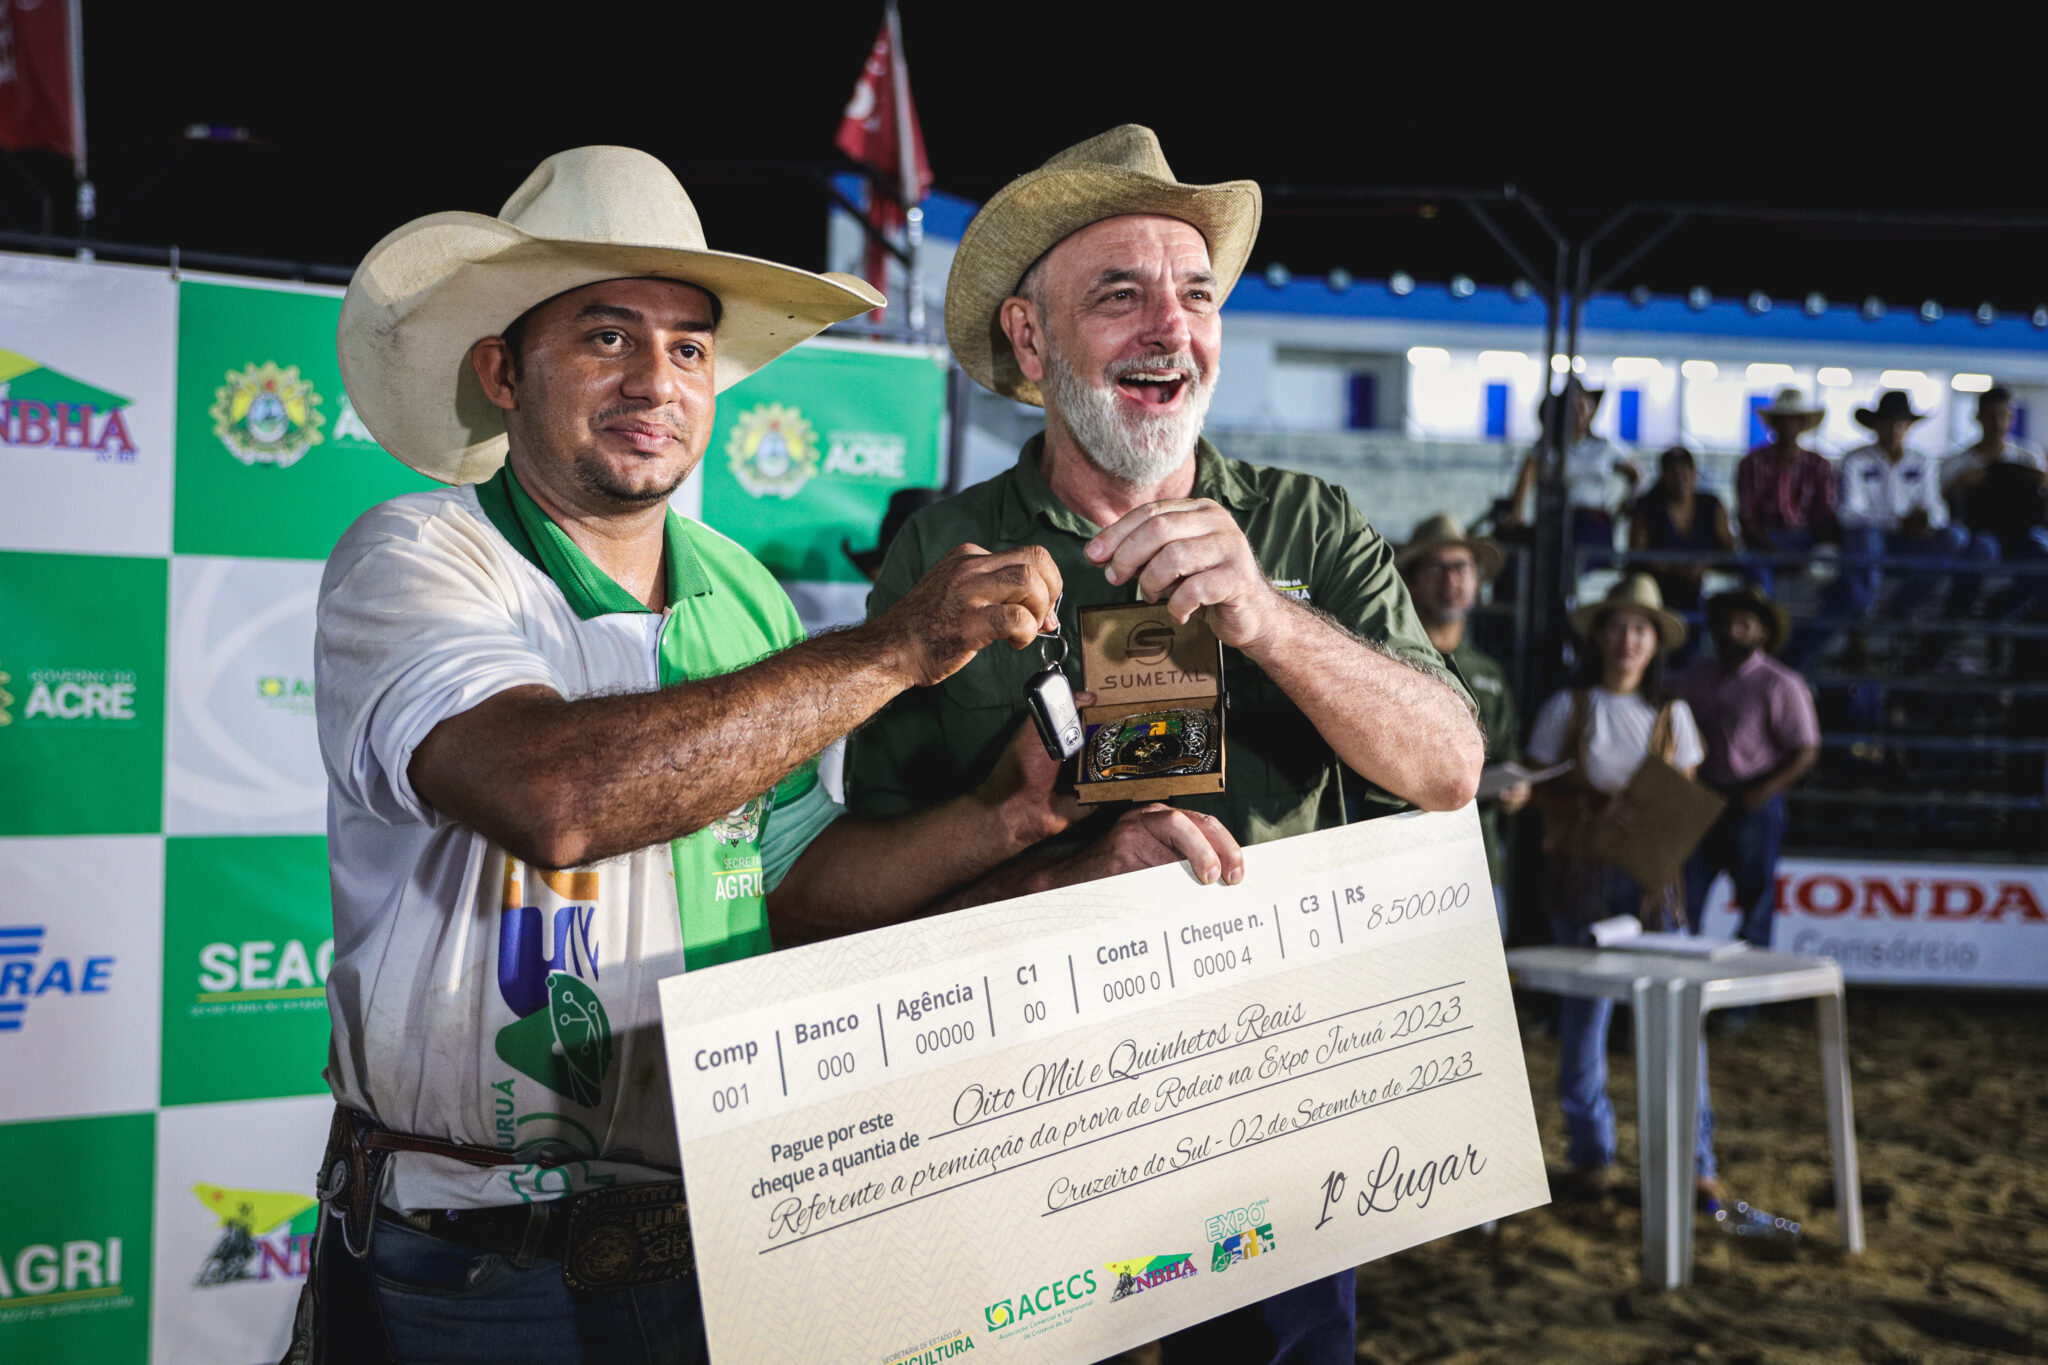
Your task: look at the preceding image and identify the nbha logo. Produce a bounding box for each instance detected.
[190,1184,317,1287]
[0,348,140,463]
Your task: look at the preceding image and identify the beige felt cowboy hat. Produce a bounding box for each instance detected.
[338,146,885,484]
[1396,512,1506,580]
[943,124,1262,406]
[1759,386,1825,435]
[1569,573,1687,653]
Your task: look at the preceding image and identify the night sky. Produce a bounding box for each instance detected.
[8,10,2042,312]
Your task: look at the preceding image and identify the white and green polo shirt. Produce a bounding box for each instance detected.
[315,464,839,1212]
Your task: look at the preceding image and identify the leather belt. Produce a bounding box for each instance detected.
[375,1181,693,1290]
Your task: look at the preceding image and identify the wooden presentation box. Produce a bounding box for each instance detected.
[1075,603,1226,804]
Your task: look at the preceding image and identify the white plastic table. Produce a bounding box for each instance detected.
[1505,945,1866,1288]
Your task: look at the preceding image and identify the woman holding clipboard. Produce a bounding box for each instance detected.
[1527,574,1721,1206]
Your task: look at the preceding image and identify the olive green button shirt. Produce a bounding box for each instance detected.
[1448,633,1515,885]
[845,436,1472,847]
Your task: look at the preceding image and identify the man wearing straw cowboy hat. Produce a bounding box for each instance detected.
[1735,388,1837,591]
[303,146,1241,1365]
[1398,513,1528,932]
[846,124,1483,1364]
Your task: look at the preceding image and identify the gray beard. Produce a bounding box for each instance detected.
[1040,342,1213,486]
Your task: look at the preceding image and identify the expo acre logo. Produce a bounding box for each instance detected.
[0,348,140,462]
[211,362,325,468]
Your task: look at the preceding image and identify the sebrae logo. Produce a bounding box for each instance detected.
[211,362,325,468]
[0,926,114,1034]
[494,865,614,1109]
[727,402,819,500]
[191,1183,317,1287]
[0,348,140,462]
[1105,1254,1197,1300]
[983,1267,1097,1336]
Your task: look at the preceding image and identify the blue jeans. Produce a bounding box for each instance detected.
[1157,1270,1356,1364]
[1683,794,1785,948]
[318,1213,710,1364]
[1551,874,1716,1180]
[1835,525,1999,619]
[1747,528,1816,597]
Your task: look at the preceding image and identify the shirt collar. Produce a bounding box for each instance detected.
[999,433,1266,541]
[474,463,711,619]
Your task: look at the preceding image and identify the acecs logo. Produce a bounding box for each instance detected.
[0,926,113,1033]
[983,1268,1097,1331]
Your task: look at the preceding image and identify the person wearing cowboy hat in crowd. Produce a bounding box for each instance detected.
[1735,388,1838,596]
[1504,377,1642,548]
[1526,575,1719,1204]
[1678,588,1818,1022]
[1398,512,1528,933]
[1837,389,1999,628]
[1942,386,2048,617]
[844,125,1483,1365]
[305,147,1244,1365]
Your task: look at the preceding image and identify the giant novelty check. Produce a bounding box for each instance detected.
[660,807,1546,1365]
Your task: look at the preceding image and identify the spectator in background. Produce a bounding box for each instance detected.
[1399,513,1527,934]
[1629,445,1734,613]
[1528,574,1717,1202]
[1837,390,1998,621]
[1680,588,1819,974]
[1944,385,2048,566]
[843,486,948,582]
[1506,378,1641,548]
[1736,388,1835,594]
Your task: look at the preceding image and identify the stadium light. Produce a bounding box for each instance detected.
[1746,291,1773,314]
[1388,271,1415,296]
[1628,285,1652,307]
[1817,367,1853,387]
[1572,356,1586,374]
[1879,370,1927,388]
[1449,275,1476,298]
[1686,286,1712,311]
[1610,357,1666,379]
[1326,268,1353,293]
[1746,363,1796,384]
[1975,303,1997,326]
[1680,360,1718,380]
[1510,278,1534,301]
[1803,292,1829,317]
[1862,296,1885,320]
[1551,354,1571,374]
[1406,347,1450,368]
[1919,300,1944,322]
[1263,263,1291,289]
[1951,373,1994,392]
[1478,350,1532,370]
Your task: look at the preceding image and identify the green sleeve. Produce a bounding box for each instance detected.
[1313,488,1475,714]
[842,518,948,819]
[758,768,842,893]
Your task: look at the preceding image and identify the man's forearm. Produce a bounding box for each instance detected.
[1244,601,1483,811]
[1744,745,1819,805]
[418,624,917,868]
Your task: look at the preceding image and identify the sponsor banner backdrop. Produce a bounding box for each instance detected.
[172,278,434,561]
[700,340,946,587]
[0,254,177,557]
[0,837,166,1123]
[164,555,326,835]
[0,550,169,836]
[0,1111,156,1365]
[1700,858,2048,986]
[149,1096,330,1365]
[160,836,334,1107]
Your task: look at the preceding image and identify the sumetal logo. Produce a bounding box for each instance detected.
[1124,621,1175,665]
[0,926,114,1034]
[0,348,140,462]
[191,1183,317,1286]
[211,361,325,468]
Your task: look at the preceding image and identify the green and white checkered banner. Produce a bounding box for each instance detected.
[0,250,944,1363]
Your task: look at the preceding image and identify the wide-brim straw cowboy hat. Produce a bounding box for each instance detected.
[1569,572,1687,653]
[1705,586,1790,654]
[1760,386,1825,434]
[338,146,885,485]
[1396,512,1505,580]
[944,124,1262,406]
[1855,389,1927,430]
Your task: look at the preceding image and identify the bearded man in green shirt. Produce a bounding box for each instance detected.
[843,124,1483,1365]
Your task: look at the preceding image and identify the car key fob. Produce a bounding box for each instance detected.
[1027,663,1084,762]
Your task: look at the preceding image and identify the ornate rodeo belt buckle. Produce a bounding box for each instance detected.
[1083,706,1220,782]
[561,1183,694,1291]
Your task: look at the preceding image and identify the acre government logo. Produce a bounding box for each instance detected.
[727,403,819,499]
[0,925,114,1034]
[190,1183,317,1287]
[211,361,325,468]
[0,663,139,727]
[0,348,140,462]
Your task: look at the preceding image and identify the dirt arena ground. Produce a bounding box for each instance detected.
[1348,990,2047,1364]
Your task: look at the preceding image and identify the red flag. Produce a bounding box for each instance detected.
[0,0,86,173]
[835,8,932,299]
